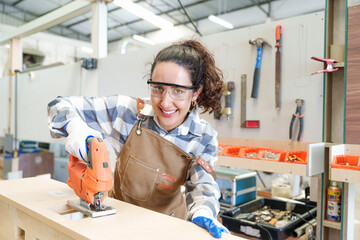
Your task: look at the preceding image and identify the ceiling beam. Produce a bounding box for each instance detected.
[70,0,210,33]
[109,0,277,43]
[12,0,24,7]
[250,0,271,17]
[0,2,90,41]
[0,0,92,44]
[107,0,210,32]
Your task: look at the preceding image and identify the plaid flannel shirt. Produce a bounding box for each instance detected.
[47,94,221,220]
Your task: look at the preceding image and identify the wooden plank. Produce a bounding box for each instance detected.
[345,144,360,155]
[346,5,360,144]
[0,178,242,240]
[330,168,360,183]
[217,156,307,176]
[218,137,312,151]
[342,182,355,240]
[323,220,341,230]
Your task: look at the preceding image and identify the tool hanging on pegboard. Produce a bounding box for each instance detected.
[249,38,271,98]
[289,99,304,141]
[240,74,259,128]
[214,81,235,121]
[275,24,283,110]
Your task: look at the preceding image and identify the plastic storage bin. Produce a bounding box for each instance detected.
[220,198,317,240]
[258,149,286,161]
[218,144,228,156]
[222,145,243,157]
[284,151,307,164]
[239,147,271,159]
[331,155,360,170]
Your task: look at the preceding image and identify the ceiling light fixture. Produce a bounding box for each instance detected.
[113,0,173,29]
[81,46,93,53]
[208,15,233,29]
[133,35,155,46]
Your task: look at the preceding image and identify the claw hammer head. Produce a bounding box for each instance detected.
[249,38,271,47]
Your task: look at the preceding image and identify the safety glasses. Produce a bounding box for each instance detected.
[147,79,195,101]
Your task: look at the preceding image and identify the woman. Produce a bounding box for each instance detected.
[48,40,229,238]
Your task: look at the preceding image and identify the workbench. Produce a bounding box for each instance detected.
[0,177,242,240]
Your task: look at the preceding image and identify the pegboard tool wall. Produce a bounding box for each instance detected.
[0,12,324,143]
[99,12,325,142]
[203,12,324,142]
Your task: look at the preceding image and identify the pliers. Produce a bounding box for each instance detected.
[289,99,304,141]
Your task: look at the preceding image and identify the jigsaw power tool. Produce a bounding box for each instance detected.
[67,137,116,217]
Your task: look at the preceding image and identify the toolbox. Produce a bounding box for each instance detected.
[215,167,257,207]
[220,198,317,240]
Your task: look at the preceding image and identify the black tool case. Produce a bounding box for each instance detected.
[220,198,316,240]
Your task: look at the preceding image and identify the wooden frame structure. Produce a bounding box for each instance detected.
[0,177,241,240]
[319,0,359,239]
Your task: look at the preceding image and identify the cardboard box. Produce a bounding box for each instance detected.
[18,151,54,178]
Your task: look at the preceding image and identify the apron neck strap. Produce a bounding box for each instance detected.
[136,98,145,121]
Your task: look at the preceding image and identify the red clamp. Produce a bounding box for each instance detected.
[311,56,340,75]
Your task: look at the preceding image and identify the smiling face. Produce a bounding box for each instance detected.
[150,61,202,132]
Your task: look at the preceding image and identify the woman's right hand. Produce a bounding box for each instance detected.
[64,118,102,162]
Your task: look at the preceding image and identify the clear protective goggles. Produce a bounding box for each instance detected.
[147,79,197,101]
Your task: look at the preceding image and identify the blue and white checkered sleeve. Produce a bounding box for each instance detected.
[47,94,135,139]
[185,128,221,220]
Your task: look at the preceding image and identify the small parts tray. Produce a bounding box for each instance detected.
[218,144,228,155]
[258,150,286,161]
[332,155,360,170]
[239,147,271,159]
[218,145,308,164]
[284,151,307,164]
[221,145,243,157]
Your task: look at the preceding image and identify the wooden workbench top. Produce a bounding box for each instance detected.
[0,177,243,240]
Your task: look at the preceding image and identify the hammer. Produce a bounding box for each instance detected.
[249,38,271,98]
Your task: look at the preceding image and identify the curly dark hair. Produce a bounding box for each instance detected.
[150,40,223,113]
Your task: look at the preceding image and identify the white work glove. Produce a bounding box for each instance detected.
[191,209,230,238]
[64,118,102,162]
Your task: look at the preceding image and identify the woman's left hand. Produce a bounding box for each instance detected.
[191,210,230,238]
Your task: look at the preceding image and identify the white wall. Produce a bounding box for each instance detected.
[100,12,325,142]
[0,11,324,144]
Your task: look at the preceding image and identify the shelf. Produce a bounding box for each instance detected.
[329,144,360,183]
[217,138,325,176]
[323,220,341,230]
[217,156,308,176]
[330,168,360,183]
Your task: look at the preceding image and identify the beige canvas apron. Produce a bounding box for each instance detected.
[111,99,216,220]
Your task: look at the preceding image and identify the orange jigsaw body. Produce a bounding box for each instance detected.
[67,138,113,205]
